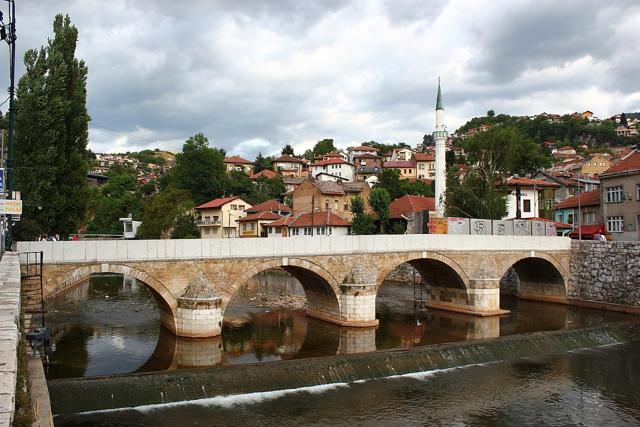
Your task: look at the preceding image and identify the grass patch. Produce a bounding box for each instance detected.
[13,310,34,427]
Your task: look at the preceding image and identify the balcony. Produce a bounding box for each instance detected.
[196,218,221,227]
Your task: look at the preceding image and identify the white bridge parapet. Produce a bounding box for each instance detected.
[17,235,571,264]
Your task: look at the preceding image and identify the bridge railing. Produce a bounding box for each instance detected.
[16,234,571,264]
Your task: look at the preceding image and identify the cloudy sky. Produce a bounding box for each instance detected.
[2,0,640,157]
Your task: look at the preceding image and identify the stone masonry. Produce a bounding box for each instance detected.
[0,253,21,426]
[19,236,573,337]
[570,241,640,307]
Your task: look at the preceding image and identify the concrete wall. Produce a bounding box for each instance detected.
[0,253,22,425]
[570,241,640,307]
[17,235,571,264]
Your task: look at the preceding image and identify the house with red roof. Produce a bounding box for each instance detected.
[194,196,252,238]
[246,199,292,216]
[249,169,277,180]
[224,155,254,175]
[599,150,640,240]
[267,211,351,237]
[412,152,436,179]
[389,195,435,233]
[383,159,416,180]
[347,145,378,162]
[554,189,601,229]
[505,177,560,220]
[272,155,306,178]
[237,211,283,238]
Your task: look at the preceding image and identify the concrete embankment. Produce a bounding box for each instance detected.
[0,253,21,426]
[48,321,640,415]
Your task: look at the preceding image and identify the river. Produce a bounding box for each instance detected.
[43,271,640,425]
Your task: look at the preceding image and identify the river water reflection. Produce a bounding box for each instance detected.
[45,272,634,379]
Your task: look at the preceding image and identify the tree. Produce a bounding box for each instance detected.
[281,144,295,156]
[377,169,433,200]
[620,113,628,127]
[302,149,315,161]
[446,149,456,167]
[171,133,226,204]
[312,138,336,158]
[487,109,496,118]
[368,187,391,234]
[85,173,144,234]
[445,169,506,219]
[464,125,549,177]
[14,14,90,238]
[137,188,193,239]
[253,152,272,173]
[171,209,198,239]
[350,196,375,235]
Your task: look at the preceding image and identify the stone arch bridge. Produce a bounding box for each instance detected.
[17,235,571,338]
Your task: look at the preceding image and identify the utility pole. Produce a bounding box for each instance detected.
[1,0,16,250]
[310,195,314,236]
[577,174,582,241]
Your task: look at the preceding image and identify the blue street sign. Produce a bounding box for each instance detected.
[0,169,4,193]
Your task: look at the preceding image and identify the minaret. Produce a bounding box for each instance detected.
[433,78,447,217]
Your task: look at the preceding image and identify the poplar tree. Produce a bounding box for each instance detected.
[14,14,90,238]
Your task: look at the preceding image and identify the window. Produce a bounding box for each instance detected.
[523,199,531,213]
[239,205,245,211]
[204,228,210,235]
[212,216,219,223]
[606,186,624,203]
[231,204,238,210]
[325,201,329,210]
[583,212,596,224]
[418,163,425,170]
[328,226,332,235]
[607,216,624,232]
[567,213,574,224]
[637,184,640,201]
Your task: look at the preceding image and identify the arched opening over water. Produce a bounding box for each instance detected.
[376,256,475,348]
[222,263,342,363]
[45,273,177,379]
[500,257,567,303]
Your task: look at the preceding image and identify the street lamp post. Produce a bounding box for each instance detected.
[1,0,16,250]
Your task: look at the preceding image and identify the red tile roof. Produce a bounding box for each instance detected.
[247,199,292,214]
[601,150,640,176]
[195,196,241,209]
[506,177,560,188]
[249,169,277,179]
[557,146,575,151]
[236,211,283,222]
[224,155,253,165]
[383,160,416,168]
[413,153,435,162]
[273,155,304,164]
[556,190,600,209]
[269,211,351,228]
[389,195,435,219]
[351,145,377,152]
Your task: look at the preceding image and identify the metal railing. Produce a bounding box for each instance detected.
[19,251,45,328]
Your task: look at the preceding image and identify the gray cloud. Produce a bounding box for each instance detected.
[1,0,639,159]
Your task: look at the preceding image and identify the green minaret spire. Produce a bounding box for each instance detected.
[436,77,444,110]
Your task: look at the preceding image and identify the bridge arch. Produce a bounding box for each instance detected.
[227,257,342,325]
[499,253,568,302]
[376,252,471,291]
[47,263,178,333]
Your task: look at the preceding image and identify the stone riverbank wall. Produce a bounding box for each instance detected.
[0,253,21,426]
[569,241,640,308]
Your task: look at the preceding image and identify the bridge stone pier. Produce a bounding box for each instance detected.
[17,235,571,338]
